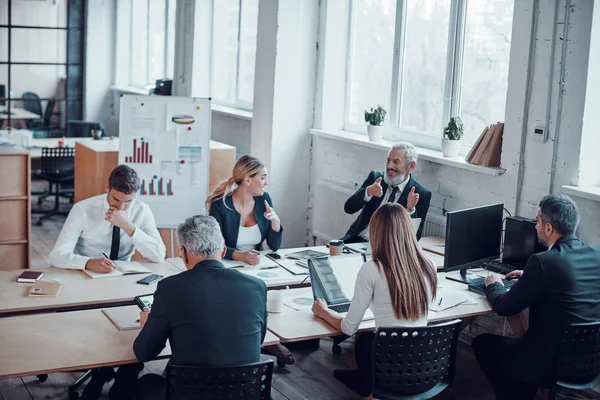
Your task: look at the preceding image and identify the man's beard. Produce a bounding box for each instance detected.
[383,169,408,186]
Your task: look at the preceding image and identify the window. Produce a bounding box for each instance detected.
[211,0,259,110]
[116,0,176,89]
[345,0,514,149]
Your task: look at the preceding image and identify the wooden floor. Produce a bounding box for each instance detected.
[0,196,592,399]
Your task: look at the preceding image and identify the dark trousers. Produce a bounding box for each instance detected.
[334,332,375,397]
[471,334,538,400]
[136,373,165,400]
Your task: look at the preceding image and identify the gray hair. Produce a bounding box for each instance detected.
[538,194,579,235]
[176,215,225,258]
[391,142,418,164]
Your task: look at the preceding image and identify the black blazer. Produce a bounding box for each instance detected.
[484,234,600,384]
[343,171,432,240]
[209,192,283,259]
[133,259,268,367]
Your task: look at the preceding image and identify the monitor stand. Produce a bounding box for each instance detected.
[445,268,477,285]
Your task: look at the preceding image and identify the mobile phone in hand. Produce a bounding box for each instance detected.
[137,274,163,285]
[134,294,154,310]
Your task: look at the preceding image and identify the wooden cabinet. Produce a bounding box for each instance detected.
[0,148,31,269]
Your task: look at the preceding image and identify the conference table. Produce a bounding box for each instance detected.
[0,106,40,129]
[0,307,280,379]
[0,260,181,317]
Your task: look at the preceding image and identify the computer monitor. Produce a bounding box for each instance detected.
[503,216,547,268]
[0,85,6,106]
[444,203,504,284]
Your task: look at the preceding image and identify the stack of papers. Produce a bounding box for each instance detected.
[429,290,477,312]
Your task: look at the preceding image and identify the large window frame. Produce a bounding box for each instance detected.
[115,0,176,90]
[344,0,511,151]
[209,0,258,111]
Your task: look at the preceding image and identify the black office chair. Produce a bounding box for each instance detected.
[22,91,43,117]
[33,147,75,225]
[166,360,274,399]
[32,129,65,139]
[546,321,600,400]
[67,120,104,138]
[29,99,58,131]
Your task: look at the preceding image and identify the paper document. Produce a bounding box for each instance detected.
[276,259,309,276]
[429,289,477,312]
[219,255,279,269]
[83,261,151,279]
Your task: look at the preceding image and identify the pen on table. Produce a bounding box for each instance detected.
[438,297,443,306]
[259,265,278,270]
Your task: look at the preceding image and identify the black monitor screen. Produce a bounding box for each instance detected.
[0,85,5,106]
[444,203,504,272]
[503,216,547,268]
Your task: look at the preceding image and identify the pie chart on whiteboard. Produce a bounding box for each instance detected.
[171,114,195,124]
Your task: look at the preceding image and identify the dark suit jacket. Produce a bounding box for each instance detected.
[343,171,432,240]
[209,192,283,259]
[133,259,268,367]
[484,234,600,384]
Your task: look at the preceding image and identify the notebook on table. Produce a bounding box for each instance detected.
[83,261,151,279]
[102,306,142,331]
[28,280,61,298]
[17,270,44,283]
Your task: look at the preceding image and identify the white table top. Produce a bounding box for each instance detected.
[0,106,40,120]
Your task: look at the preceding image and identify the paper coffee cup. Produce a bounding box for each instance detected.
[329,239,344,256]
[267,290,283,313]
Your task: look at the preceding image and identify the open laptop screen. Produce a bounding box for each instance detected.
[308,253,366,305]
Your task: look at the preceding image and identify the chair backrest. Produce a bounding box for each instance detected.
[22,92,42,116]
[43,99,56,125]
[67,120,104,138]
[166,360,274,400]
[40,147,75,180]
[372,319,462,399]
[554,321,600,390]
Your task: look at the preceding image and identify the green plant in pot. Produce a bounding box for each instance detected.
[442,116,464,157]
[364,105,387,142]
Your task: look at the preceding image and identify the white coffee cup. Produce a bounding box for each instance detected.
[267,290,283,313]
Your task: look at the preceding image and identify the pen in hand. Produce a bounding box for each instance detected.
[101,252,116,271]
[438,297,443,306]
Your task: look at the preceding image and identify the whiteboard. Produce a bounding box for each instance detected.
[118,95,211,227]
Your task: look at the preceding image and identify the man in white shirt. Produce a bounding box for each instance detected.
[49,165,166,272]
[342,142,432,242]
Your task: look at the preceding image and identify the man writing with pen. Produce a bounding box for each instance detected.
[48,165,166,400]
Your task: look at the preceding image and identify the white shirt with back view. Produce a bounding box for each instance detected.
[340,259,432,336]
[49,194,166,269]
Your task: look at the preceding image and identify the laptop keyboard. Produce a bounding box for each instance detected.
[480,260,515,275]
[468,277,513,295]
[329,303,350,313]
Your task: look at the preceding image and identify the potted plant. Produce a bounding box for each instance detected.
[364,105,386,142]
[442,116,464,157]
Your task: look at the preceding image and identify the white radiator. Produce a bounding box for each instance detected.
[311,180,447,241]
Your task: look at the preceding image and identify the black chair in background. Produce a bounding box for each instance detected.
[67,120,105,138]
[22,91,43,118]
[32,129,65,139]
[33,147,75,226]
[29,99,58,131]
[546,321,600,400]
[165,360,274,400]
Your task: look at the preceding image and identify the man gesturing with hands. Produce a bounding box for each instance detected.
[49,165,166,272]
[342,142,431,242]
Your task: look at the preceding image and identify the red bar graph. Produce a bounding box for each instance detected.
[140,177,173,196]
[127,138,153,164]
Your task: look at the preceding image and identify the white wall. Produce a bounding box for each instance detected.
[84,0,116,133]
[310,0,600,246]
[211,112,251,156]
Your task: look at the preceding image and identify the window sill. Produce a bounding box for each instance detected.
[562,185,600,203]
[310,129,506,177]
[211,104,253,121]
[110,85,150,95]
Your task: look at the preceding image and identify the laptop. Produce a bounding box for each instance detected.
[308,253,374,320]
[344,217,422,256]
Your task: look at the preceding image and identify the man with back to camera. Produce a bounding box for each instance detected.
[48,165,166,400]
[342,142,431,242]
[132,215,268,399]
[472,194,600,400]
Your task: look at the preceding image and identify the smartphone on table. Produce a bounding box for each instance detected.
[137,274,163,285]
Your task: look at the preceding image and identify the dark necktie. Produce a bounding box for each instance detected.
[388,186,399,204]
[110,226,121,260]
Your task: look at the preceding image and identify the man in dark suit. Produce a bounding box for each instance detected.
[342,142,431,241]
[472,194,600,400]
[133,215,268,400]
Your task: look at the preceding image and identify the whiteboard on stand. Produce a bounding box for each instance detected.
[118,95,211,227]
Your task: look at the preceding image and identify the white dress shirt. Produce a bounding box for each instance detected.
[341,260,431,336]
[359,175,411,241]
[49,194,166,269]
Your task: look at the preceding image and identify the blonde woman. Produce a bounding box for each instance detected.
[312,203,437,399]
[206,155,282,266]
[206,155,293,365]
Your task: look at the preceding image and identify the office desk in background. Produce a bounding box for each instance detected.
[0,107,40,129]
[0,308,280,379]
[0,260,181,317]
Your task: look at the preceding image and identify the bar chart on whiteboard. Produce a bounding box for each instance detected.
[118,95,211,227]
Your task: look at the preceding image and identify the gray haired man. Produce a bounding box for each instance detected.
[132,215,268,400]
[343,142,432,241]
